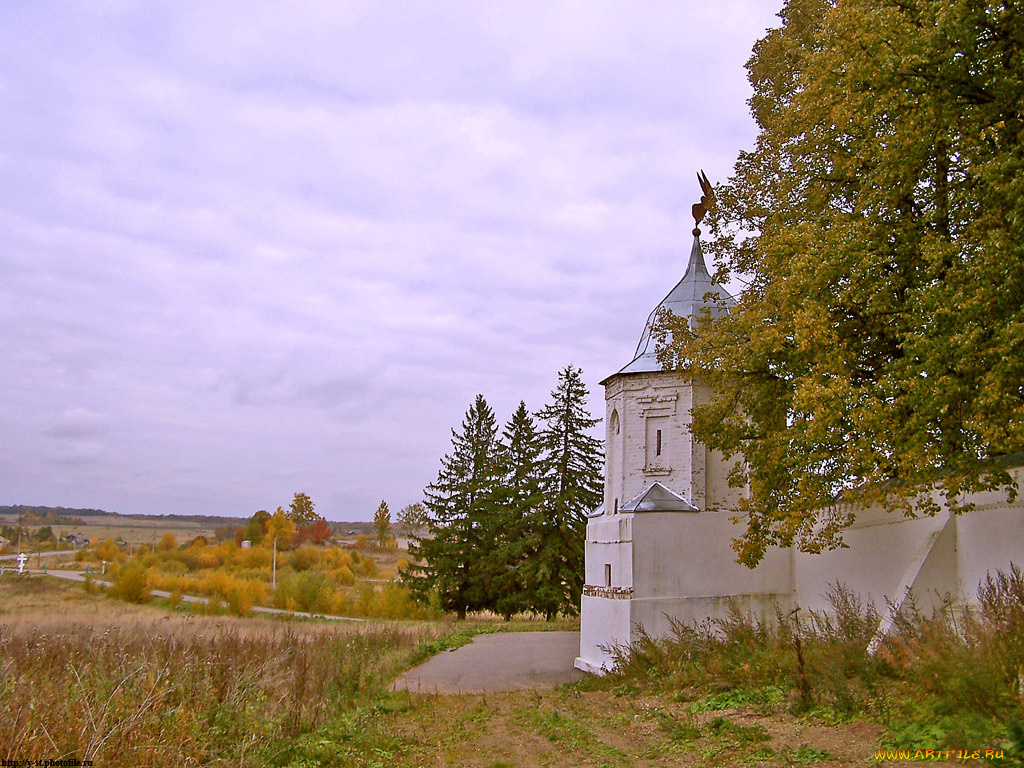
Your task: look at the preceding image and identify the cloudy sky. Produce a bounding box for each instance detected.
[1,1,780,521]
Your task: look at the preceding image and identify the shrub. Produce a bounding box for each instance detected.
[112,563,150,603]
[374,583,439,620]
[289,544,322,572]
[274,571,333,613]
[95,538,121,562]
[157,559,188,575]
[226,584,254,616]
[239,545,272,568]
[332,566,355,586]
[355,584,375,616]
[323,548,353,569]
[196,548,220,569]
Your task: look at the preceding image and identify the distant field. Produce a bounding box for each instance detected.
[0,510,378,547]
[0,513,218,547]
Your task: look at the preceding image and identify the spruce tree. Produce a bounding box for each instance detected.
[487,401,545,619]
[532,365,603,619]
[404,394,501,619]
[372,499,394,547]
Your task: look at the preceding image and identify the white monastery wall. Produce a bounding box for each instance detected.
[954,466,1024,596]
[630,512,792,602]
[579,479,1024,674]
[795,466,1024,615]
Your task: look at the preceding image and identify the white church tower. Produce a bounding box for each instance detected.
[575,187,796,674]
[602,233,740,517]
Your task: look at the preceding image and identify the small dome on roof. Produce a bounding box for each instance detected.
[614,234,735,376]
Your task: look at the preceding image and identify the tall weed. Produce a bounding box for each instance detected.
[0,618,438,766]
[609,572,1024,751]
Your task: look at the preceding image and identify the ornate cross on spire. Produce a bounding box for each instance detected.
[691,170,714,236]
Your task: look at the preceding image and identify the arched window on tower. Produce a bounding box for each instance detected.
[609,408,622,515]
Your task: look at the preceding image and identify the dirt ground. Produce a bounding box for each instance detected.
[376,686,939,768]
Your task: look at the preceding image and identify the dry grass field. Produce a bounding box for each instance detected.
[4,576,1007,767]
[0,576,447,766]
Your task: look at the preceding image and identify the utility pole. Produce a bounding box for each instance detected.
[272,536,277,590]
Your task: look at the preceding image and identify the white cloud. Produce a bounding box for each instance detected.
[0,0,780,518]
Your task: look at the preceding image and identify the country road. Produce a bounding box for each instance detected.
[0,549,70,560]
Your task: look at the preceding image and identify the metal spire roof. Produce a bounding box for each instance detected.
[613,234,735,376]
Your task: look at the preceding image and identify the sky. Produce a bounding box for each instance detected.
[0,1,781,521]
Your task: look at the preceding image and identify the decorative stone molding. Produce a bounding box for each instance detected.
[583,584,634,599]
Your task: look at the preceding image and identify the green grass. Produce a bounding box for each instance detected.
[688,684,787,713]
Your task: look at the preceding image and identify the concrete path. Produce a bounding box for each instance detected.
[392,631,586,694]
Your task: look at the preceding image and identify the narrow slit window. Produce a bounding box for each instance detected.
[656,429,662,456]
[614,498,619,514]
[604,563,612,587]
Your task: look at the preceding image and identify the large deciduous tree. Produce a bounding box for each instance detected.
[396,502,428,536]
[404,394,502,619]
[266,507,296,551]
[288,492,318,528]
[659,0,1024,566]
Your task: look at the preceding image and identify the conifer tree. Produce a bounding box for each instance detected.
[531,365,603,619]
[404,394,501,619]
[372,499,394,547]
[487,401,545,619]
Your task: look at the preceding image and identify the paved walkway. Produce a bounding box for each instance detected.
[392,631,586,694]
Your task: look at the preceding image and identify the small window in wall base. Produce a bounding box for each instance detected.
[604,563,612,587]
